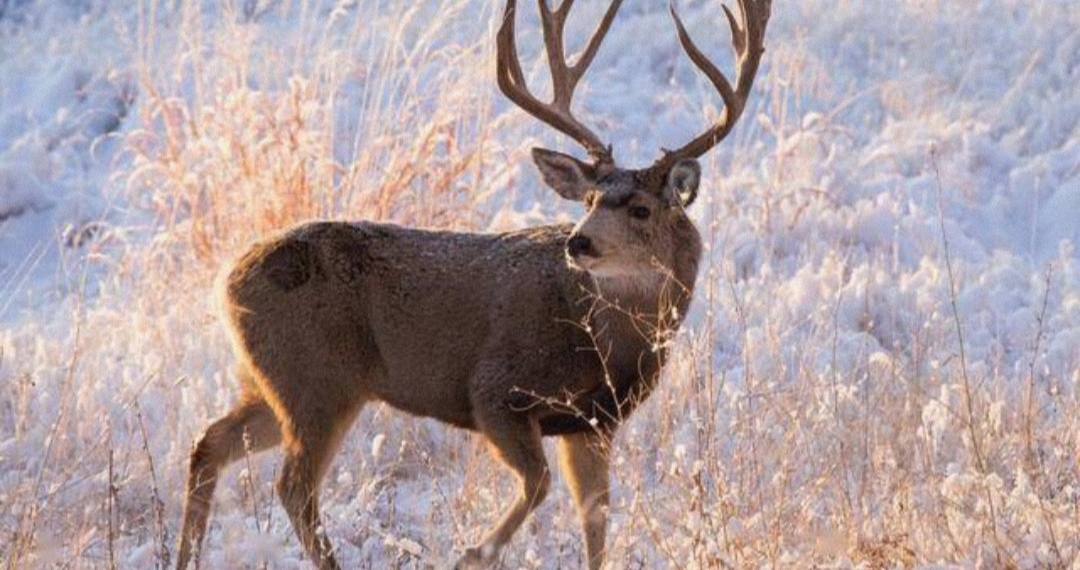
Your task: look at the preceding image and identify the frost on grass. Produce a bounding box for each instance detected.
[2,0,1080,568]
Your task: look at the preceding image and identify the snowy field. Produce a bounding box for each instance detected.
[2,0,1079,567]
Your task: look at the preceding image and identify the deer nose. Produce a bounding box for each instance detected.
[567,234,593,257]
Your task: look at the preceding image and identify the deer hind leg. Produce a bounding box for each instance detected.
[457,413,550,569]
[557,432,612,570]
[276,397,363,570]
[176,396,281,570]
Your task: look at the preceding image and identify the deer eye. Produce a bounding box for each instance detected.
[629,205,651,220]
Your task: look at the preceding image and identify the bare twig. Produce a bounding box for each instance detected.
[1024,264,1053,472]
[107,448,118,570]
[930,145,1011,567]
[10,291,85,567]
[930,146,985,473]
[1023,264,1064,565]
[241,427,271,570]
[134,400,170,570]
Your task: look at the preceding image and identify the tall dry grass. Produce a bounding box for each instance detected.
[3,0,1079,568]
[3,0,519,567]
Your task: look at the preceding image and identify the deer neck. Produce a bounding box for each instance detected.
[586,246,701,362]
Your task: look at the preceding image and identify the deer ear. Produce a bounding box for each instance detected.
[532,147,596,202]
[664,159,700,207]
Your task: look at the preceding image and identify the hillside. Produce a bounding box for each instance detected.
[2,0,1078,567]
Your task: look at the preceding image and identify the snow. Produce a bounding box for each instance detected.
[2,0,1080,567]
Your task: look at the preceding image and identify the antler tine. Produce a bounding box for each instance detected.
[547,0,623,101]
[496,0,622,165]
[648,0,771,175]
[537,0,571,107]
[669,5,736,114]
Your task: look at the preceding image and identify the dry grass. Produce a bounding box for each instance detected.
[2,0,1079,568]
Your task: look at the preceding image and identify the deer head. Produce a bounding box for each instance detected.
[497,0,771,281]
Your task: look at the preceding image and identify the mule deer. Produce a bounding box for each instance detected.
[176,0,770,568]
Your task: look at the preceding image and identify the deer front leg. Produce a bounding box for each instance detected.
[557,432,611,570]
[456,411,550,569]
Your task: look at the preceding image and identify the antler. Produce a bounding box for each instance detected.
[645,0,771,178]
[496,0,623,167]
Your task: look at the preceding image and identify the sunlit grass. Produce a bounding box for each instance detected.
[2,0,1079,568]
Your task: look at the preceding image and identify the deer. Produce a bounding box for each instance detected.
[175,0,770,568]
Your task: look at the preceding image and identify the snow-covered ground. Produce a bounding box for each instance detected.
[2,0,1079,567]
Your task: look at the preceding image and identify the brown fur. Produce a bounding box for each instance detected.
[175,0,773,562]
[176,164,703,569]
